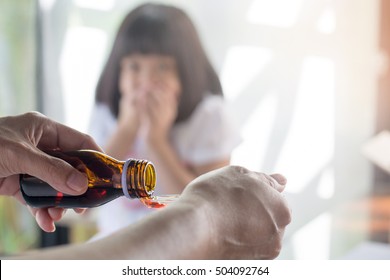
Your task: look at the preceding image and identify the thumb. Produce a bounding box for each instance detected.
[270,173,287,192]
[19,149,88,195]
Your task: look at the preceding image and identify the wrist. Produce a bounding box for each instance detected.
[174,188,220,259]
[166,201,213,259]
[112,198,213,259]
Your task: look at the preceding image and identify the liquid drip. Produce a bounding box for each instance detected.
[140,194,179,209]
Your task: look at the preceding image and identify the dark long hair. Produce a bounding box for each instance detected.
[95,3,223,123]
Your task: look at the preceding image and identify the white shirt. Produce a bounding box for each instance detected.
[88,94,241,235]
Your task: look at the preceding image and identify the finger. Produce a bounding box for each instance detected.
[13,188,26,204]
[146,90,160,106]
[48,207,66,221]
[270,173,287,187]
[17,148,88,195]
[268,174,286,193]
[145,98,159,121]
[259,173,286,193]
[74,208,86,214]
[121,93,135,107]
[153,88,177,105]
[37,116,102,152]
[274,196,292,227]
[147,91,176,119]
[35,208,56,232]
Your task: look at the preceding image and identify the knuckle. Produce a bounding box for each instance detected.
[26,111,43,117]
[227,165,250,175]
[0,141,32,174]
[46,157,67,180]
[268,239,283,259]
[83,134,96,146]
[24,111,46,121]
[278,200,292,226]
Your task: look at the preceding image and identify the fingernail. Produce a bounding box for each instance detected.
[67,171,87,193]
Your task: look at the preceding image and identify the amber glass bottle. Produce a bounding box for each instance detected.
[20,150,156,208]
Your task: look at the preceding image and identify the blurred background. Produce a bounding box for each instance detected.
[1,0,390,259]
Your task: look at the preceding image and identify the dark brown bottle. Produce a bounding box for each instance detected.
[20,150,156,208]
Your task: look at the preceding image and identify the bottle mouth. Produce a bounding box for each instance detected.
[144,163,156,195]
[122,159,156,199]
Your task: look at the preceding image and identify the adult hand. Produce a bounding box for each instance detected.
[179,165,291,259]
[0,112,102,232]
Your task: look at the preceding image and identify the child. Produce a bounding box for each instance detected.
[89,3,240,235]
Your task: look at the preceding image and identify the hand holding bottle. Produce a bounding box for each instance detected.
[0,112,102,232]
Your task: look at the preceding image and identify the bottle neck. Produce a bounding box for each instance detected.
[121,158,156,199]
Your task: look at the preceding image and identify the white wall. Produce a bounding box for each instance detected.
[39,0,381,259]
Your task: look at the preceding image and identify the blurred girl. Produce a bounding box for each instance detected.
[89,3,240,235]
